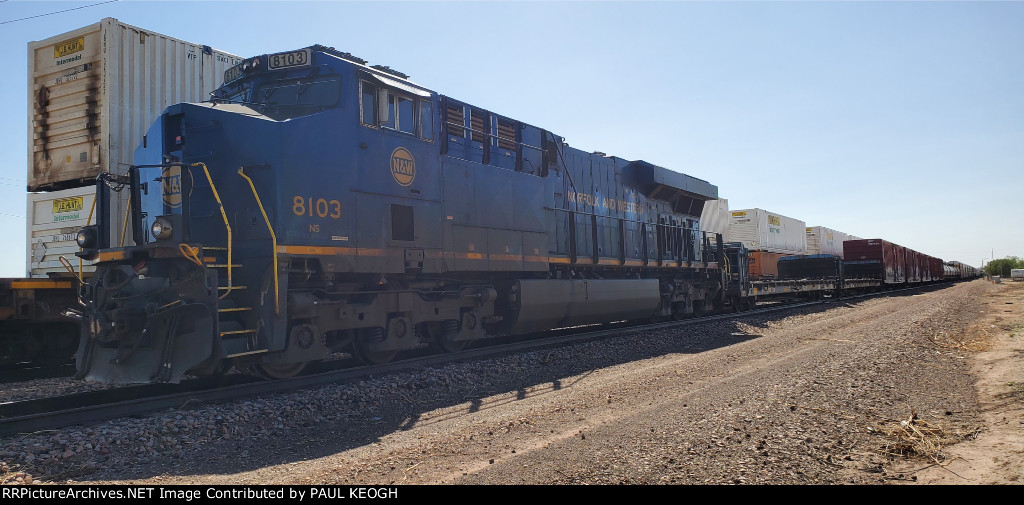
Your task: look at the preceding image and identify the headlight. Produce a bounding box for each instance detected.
[76,226,97,249]
[151,217,174,240]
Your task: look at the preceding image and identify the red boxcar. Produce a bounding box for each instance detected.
[843,239,905,284]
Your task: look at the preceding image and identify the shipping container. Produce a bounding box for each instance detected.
[844,239,905,284]
[1011,269,1024,281]
[726,208,806,255]
[748,251,787,279]
[699,198,729,239]
[26,185,131,278]
[28,17,241,190]
[778,254,842,280]
[805,226,851,258]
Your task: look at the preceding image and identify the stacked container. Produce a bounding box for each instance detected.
[727,209,806,255]
[727,208,806,278]
[805,226,852,258]
[26,18,240,277]
[699,198,729,240]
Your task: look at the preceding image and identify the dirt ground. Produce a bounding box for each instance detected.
[4,279,1021,485]
[892,280,1024,484]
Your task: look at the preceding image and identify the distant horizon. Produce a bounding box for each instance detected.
[2,1,1022,276]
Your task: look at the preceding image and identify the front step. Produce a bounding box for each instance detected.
[204,244,268,356]
[218,306,252,313]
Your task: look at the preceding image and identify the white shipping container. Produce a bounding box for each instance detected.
[26,186,130,278]
[726,208,806,255]
[699,198,729,239]
[1011,269,1024,280]
[806,226,851,258]
[28,17,241,190]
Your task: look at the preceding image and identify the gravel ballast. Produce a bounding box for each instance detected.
[1,279,1018,485]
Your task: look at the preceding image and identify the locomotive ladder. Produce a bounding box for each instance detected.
[188,163,270,359]
[204,246,265,358]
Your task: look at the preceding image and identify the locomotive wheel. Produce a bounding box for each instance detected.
[252,361,307,380]
[433,335,469,353]
[352,331,397,365]
[424,322,469,353]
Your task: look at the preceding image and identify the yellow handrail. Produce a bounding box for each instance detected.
[59,255,82,284]
[237,167,280,316]
[178,243,204,267]
[192,162,233,299]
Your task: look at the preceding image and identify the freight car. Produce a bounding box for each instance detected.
[722,244,880,308]
[0,278,79,367]
[722,239,972,309]
[72,46,726,383]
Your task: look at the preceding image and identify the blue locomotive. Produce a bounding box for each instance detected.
[73,46,724,383]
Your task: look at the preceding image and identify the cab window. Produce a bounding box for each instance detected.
[361,79,432,140]
[361,81,377,126]
[251,77,340,121]
[381,92,415,134]
[419,101,433,141]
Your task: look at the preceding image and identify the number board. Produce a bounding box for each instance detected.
[223,61,246,84]
[268,49,311,71]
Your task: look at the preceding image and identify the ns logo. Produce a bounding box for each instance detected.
[390,147,416,187]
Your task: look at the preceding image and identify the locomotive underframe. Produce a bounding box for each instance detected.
[74,240,728,383]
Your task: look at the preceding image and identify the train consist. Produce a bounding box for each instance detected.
[2,30,979,379]
[60,44,980,384]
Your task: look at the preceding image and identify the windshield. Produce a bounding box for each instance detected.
[252,77,341,120]
[213,74,341,121]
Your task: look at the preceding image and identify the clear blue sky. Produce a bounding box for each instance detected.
[1,0,1021,276]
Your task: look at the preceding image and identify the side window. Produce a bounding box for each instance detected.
[382,93,396,129]
[397,97,414,134]
[419,101,433,141]
[381,91,415,134]
[361,81,377,126]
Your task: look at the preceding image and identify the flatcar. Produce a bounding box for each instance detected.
[72,46,726,383]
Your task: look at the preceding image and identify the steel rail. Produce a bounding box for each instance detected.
[0,282,959,436]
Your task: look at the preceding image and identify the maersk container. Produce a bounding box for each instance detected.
[26,185,130,278]
[28,17,241,190]
[726,208,806,255]
[699,198,729,239]
[805,226,851,258]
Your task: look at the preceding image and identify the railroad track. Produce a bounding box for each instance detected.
[0,283,953,437]
[0,363,74,384]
